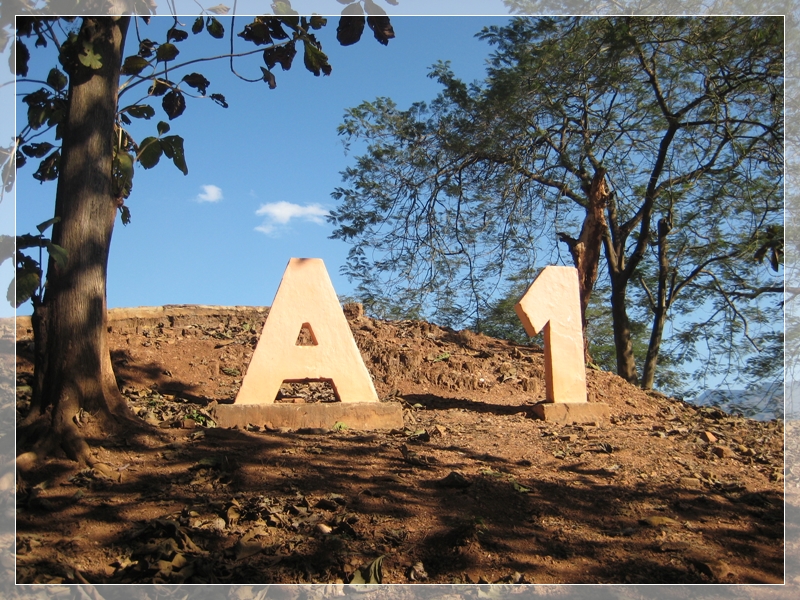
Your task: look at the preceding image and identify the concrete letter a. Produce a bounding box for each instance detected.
[235,258,379,404]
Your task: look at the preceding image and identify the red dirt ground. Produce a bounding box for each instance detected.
[7,305,789,587]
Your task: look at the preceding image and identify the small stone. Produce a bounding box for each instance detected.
[712,445,734,459]
[315,523,333,535]
[181,418,197,429]
[699,431,717,444]
[639,516,679,527]
[652,424,667,432]
[559,434,577,442]
[679,477,702,489]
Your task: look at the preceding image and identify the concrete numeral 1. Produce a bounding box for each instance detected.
[514,266,588,404]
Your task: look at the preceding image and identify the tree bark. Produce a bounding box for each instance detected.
[27,17,131,464]
[558,168,609,363]
[641,215,672,390]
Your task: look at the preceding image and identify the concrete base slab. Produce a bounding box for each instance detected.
[532,402,610,425]
[212,402,403,431]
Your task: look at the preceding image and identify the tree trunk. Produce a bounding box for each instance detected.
[641,215,672,390]
[558,168,609,363]
[24,17,131,465]
[610,276,639,385]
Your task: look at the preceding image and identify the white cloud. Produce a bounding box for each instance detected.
[195,184,223,203]
[255,201,329,234]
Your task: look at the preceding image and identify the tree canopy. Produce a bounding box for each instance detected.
[6,3,398,467]
[329,16,784,393]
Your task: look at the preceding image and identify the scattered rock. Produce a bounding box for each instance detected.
[699,431,718,444]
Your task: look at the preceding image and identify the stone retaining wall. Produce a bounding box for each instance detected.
[14,305,271,340]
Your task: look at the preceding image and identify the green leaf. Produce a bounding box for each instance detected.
[303,41,332,77]
[125,104,156,119]
[162,90,186,120]
[273,2,299,17]
[157,121,170,135]
[13,268,41,308]
[160,136,188,175]
[192,17,204,34]
[350,556,384,586]
[121,55,150,75]
[46,242,68,269]
[155,43,180,62]
[36,216,60,234]
[513,482,531,493]
[46,68,68,91]
[138,137,162,169]
[309,16,327,30]
[260,67,277,89]
[113,151,134,198]
[78,41,103,69]
[182,73,211,95]
[207,17,225,39]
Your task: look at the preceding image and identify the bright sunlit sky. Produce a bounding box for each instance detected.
[8,12,515,318]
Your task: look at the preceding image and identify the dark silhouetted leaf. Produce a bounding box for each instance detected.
[167,27,189,42]
[192,17,204,34]
[139,39,156,58]
[46,68,68,91]
[138,137,162,169]
[160,135,188,175]
[157,121,170,135]
[0,235,13,266]
[182,73,210,95]
[126,104,156,119]
[303,41,332,77]
[32,151,60,182]
[21,142,54,159]
[267,19,290,40]
[120,205,132,225]
[122,55,150,75]
[263,41,296,71]
[365,1,394,45]
[207,17,225,39]
[15,40,30,76]
[238,19,273,45]
[260,67,276,89]
[210,94,228,108]
[162,90,186,120]
[337,12,365,46]
[156,43,180,62]
[149,79,171,96]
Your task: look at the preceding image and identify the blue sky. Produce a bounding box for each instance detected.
[9,15,513,318]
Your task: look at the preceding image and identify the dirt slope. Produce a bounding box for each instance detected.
[11,305,787,585]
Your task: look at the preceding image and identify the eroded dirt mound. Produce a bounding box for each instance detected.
[12,305,787,586]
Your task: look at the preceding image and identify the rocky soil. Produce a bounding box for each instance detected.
[6,305,792,587]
